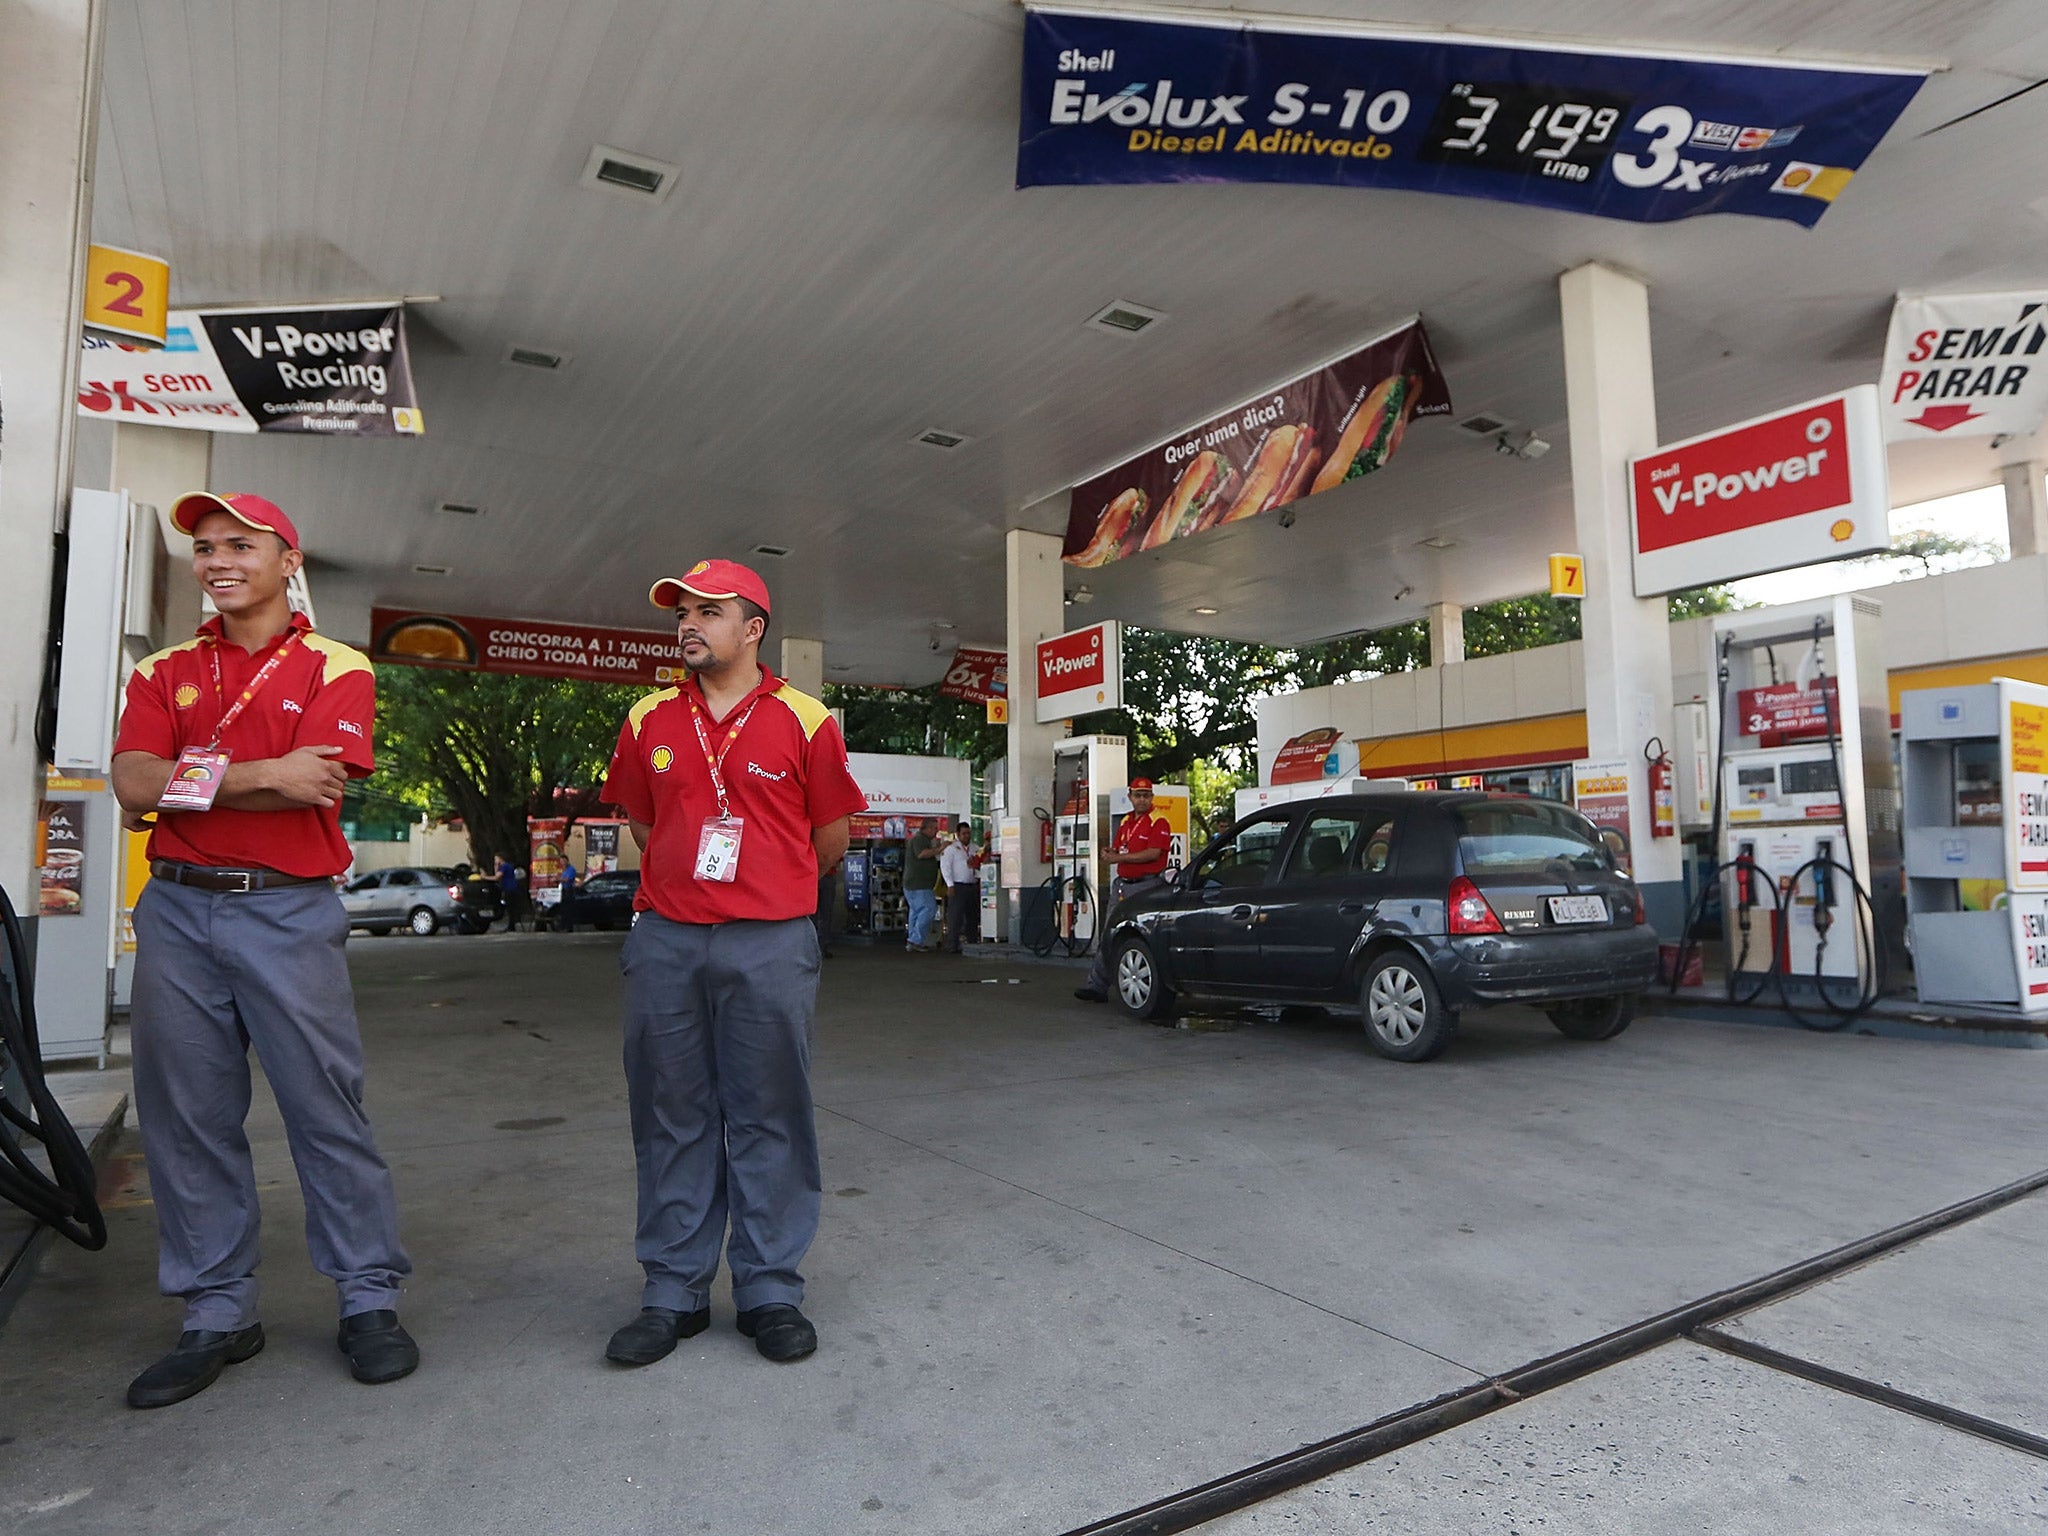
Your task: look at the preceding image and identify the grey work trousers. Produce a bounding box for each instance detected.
[129,878,410,1331]
[1084,874,1171,994]
[619,913,823,1313]
[941,882,977,952]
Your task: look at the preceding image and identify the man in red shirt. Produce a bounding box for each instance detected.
[110,493,414,1408]
[1075,777,1176,1003]
[600,560,866,1368]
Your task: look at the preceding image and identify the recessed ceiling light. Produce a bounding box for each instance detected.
[750,544,791,559]
[578,145,680,204]
[1458,411,1514,436]
[1086,299,1166,337]
[1070,585,1095,605]
[1192,606,1219,615]
[1416,535,1459,551]
[830,664,856,673]
[504,345,567,371]
[914,428,972,450]
[412,564,451,576]
[436,501,482,517]
[930,621,956,630]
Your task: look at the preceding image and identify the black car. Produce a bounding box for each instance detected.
[549,869,641,932]
[1101,792,1658,1061]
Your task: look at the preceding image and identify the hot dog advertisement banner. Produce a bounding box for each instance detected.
[1880,292,2048,442]
[370,607,688,687]
[1063,318,1450,568]
[1017,8,1925,227]
[78,301,423,436]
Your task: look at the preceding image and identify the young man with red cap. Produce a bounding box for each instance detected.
[600,559,866,1368]
[1075,777,1175,1004]
[110,493,415,1408]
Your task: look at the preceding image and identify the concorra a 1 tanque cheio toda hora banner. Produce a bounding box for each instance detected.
[1016,7,1926,227]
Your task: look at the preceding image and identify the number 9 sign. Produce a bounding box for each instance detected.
[83,244,170,348]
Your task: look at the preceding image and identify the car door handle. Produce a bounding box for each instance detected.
[1229,905,1253,920]
[1338,900,1368,915]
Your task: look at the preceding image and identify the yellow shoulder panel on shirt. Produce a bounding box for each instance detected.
[772,683,833,741]
[130,636,205,682]
[628,688,680,739]
[299,631,374,685]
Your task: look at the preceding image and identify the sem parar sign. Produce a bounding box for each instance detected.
[1629,384,1888,596]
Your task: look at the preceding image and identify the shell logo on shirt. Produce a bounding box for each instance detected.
[174,683,200,709]
[650,745,674,773]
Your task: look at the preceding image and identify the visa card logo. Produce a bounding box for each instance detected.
[165,325,199,353]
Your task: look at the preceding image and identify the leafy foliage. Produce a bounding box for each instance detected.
[1853,528,2004,580]
[363,668,644,868]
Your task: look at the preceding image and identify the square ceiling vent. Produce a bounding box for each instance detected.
[504,344,568,371]
[1086,299,1166,337]
[914,428,972,450]
[578,145,680,205]
[750,544,791,559]
[436,501,482,517]
[1457,411,1514,437]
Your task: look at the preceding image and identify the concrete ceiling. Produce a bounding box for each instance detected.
[86,0,2048,675]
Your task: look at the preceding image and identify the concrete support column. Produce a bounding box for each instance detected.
[1426,601,1465,667]
[1559,262,1683,925]
[779,636,825,698]
[1998,451,2047,560]
[1004,530,1065,934]
[112,424,212,640]
[0,0,104,905]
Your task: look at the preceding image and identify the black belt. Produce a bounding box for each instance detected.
[150,860,330,893]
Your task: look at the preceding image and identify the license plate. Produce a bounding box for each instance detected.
[1547,895,1608,925]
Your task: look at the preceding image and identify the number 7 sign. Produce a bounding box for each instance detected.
[1549,553,1586,600]
[83,244,169,349]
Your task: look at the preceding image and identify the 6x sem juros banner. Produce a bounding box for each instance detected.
[78,300,424,436]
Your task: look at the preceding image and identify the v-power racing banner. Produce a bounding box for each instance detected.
[1017,7,1926,227]
[78,301,424,436]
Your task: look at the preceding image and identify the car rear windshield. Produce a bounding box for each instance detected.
[1455,801,1612,875]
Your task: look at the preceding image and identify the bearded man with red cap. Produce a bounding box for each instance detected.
[599,560,866,1368]
[110,493,415,1408]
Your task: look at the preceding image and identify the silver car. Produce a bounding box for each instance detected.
[339,866,493,937]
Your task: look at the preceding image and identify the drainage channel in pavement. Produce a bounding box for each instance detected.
[1058,1166,2048,1536]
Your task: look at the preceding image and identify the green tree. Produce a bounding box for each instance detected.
[1853,528,2004,580]
[825,682,1004,765]
[364,668,644,868]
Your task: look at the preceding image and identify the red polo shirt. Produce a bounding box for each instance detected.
[1113,811,1174,879]
[602,667,867,924]
[113,612,375,877]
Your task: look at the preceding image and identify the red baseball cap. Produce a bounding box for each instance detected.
[648,558,772,617]
[1129,777,1156,791]
[169,492,301,551]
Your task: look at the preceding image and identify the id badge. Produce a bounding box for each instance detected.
[158,747,232,812]
[695,816,745,882]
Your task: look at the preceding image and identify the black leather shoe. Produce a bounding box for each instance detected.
[736,1304,817,1362]
[337,1310,419,1384]
[605,1306,710,1366]
[1073,987,1107,1003]
[126,1323,265,1409]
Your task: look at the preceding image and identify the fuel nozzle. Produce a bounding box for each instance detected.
[1812,838,1835,936]
[1734,840,1757,932]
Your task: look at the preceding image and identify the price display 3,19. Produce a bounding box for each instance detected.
[1420,82,1634,183]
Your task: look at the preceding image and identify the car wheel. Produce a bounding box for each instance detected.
[1111,935,1177,1021]
[1360,951,1456,1062]
[407,906,439,937]
[367,926,393,937]
[1546,993,1636,1041]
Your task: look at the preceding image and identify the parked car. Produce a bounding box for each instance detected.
[340,866,501,936]
[549,869,641,932]
[1100,792,1659,1061]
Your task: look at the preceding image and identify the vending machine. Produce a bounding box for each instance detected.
[1712,595,1899,996]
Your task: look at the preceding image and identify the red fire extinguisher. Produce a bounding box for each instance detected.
[1646,738,1676,840]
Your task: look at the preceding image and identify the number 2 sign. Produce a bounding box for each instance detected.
[83,244,169,348]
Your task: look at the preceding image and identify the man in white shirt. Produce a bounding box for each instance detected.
[938,823,978,955]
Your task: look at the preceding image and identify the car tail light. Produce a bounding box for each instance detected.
[447,885,462,899]
[1448,876,1503,935]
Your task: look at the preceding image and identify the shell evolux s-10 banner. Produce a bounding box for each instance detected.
[1063,317,1450,568]
[1016,7,1926,227]
[78,301,423,435]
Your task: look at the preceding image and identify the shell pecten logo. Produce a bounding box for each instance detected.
[651,745,675,773]
[687,560,710,576]
[1829,518,1855,542]
[174,683,200,709]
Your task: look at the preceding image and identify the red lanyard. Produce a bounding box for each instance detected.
[686,690,764,819]
[204,632,301,751]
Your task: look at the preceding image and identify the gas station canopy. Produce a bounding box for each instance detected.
[84,0,2048,676]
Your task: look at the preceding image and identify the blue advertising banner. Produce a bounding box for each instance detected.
[1016,8,1927,227]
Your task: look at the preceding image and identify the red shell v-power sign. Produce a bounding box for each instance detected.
[1629,384,1888,596]
[1035,620,1123,723]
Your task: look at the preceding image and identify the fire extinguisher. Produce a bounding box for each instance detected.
[1646,737,1676,840]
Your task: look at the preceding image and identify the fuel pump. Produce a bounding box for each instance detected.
[1050,734,1128,952]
